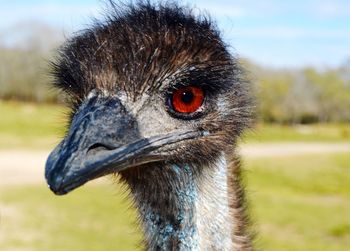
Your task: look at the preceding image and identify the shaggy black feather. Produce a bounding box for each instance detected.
[51,0,242,106]
[49,1,255,250]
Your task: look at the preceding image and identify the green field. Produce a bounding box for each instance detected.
[1,101,350,149]
[0,101,67,149]
[0,101,349,250]
[1,153,349,250]
[0,182,142,251]
[246,153,350,251]
[244,123,350,143]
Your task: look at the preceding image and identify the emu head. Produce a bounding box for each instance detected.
[45,2,252,195]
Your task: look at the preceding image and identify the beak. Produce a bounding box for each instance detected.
[45,95,203,195]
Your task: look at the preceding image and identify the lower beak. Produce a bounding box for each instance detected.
[45,96,203,195]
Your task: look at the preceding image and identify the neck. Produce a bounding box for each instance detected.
[122,152,251,250]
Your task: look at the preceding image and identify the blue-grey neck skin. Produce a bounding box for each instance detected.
[127,153,233,250]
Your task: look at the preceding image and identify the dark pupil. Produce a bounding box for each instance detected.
[181,91,194,104]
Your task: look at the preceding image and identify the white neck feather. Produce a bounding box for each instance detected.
[195,153,233,250]
[128,152,235,250]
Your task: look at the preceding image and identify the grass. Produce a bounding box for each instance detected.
[245,153,350,251]
[1,101,349,249]
[0,181,142,251]
[1,101,349,150]
[1,153,349,250]
[243,123,350,143]
[0,101,67,149]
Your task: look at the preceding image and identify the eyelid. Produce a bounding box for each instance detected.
[165,85,206,120]
[171,86,204,113]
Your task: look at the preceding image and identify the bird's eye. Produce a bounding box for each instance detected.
[171,86,204,114]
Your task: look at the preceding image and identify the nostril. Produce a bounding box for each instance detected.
[87,143,113,155]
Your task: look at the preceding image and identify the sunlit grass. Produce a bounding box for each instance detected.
[1,101,349,149]
[1,153,349,250]
[0,101,68,149]
[243,123,350,143]
[246,153,350,251]
[1,101,349,249]
[0,181,142,251]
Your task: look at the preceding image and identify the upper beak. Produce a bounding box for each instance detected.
[45,95,203,195]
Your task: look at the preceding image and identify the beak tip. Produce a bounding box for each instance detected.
[45,162,87,196]
[45,151,76,195]
[50,186,68,196]
[46,172,67,195]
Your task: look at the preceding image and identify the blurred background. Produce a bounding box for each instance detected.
[0,0,349,250]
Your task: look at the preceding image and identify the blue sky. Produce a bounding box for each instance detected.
[1,0,350,68]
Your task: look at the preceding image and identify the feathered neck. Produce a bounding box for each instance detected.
[122,152,251,250]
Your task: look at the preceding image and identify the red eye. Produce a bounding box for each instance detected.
[171,86,204,113]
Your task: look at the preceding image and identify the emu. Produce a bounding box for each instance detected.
[45,1,254,250]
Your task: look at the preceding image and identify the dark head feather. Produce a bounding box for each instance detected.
[46,2,255,249]
[52,2,241,96]
[51,1,252,163]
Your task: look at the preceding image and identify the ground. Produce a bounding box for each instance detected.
[1,146,350,251]
[0,101,349,250]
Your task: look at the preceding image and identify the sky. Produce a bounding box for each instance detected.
[1,0,350,68]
